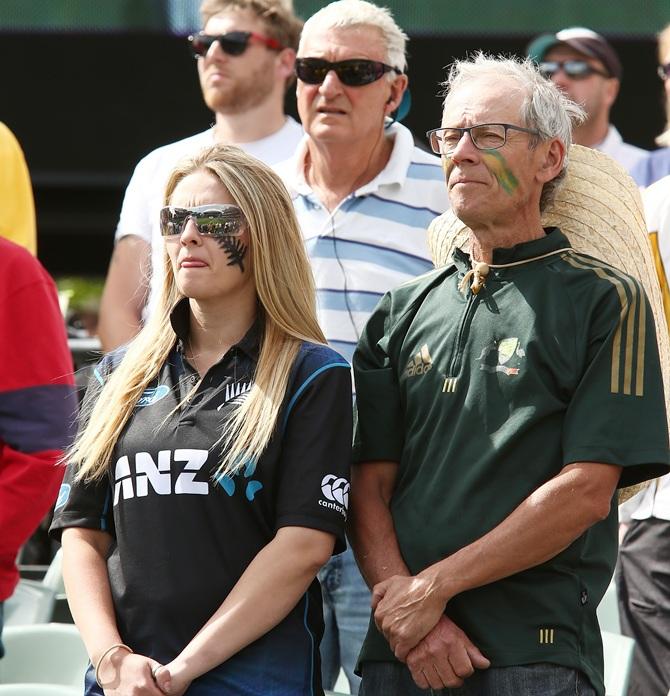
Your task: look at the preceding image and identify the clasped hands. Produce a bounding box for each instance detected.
[371,574,490,690]
[99,652,191,696]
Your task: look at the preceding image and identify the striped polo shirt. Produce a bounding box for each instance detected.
[277,123,449,363]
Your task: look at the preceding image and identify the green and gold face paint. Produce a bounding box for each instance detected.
[441,148,519,197]
[480,149,519,195]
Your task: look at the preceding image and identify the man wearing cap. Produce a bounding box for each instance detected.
[97,0,303,352]
[349,53,669,696]
[528,27,648,175]
[276,0,447,692]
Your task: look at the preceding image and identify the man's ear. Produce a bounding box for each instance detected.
[385,73,409,115]
[537,138,565,184]
[603,77,620,110]
[276,47,296,82]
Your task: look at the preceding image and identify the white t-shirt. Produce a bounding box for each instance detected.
[115,117,303,319]
[619,174,670,522]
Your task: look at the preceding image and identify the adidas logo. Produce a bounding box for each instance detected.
[217,381,253,410]
[406,344,433,377]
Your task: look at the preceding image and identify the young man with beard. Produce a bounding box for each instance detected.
[98,0,303,351]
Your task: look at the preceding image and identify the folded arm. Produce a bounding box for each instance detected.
[156,526,335,694]
[61,527,164,695]
[373,461,622,662]
[349,461,489,689]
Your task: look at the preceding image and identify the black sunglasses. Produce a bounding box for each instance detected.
[539,59,610,80]
[657,62,670,80]
[188,31,283,58]
[295,58,402,87]
[159,205,247,238]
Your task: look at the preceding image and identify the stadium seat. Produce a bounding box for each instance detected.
[0,686,79,695]
[602,630,635,696]
[0,624,88,687]
[4,549,64,626]
[597,579,621,634]
[2,581,55,626]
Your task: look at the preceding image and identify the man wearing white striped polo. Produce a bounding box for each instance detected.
[276,1,448,693]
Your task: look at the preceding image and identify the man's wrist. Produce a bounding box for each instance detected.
[419,559,459,604]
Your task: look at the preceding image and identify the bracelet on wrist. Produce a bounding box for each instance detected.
[94,643,133,687]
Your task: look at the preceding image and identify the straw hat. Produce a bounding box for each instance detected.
[428,145,670,502]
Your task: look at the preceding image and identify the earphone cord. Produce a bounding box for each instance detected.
[330,211,359,342]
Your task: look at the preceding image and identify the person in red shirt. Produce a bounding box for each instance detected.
[0,237,78,654]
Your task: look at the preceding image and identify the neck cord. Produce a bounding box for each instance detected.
[459,247,572,295]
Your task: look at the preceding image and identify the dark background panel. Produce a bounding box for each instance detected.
[0,32,666,277]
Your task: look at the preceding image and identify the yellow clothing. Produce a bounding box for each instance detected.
[0,122,36,255]
[643,175,670,329]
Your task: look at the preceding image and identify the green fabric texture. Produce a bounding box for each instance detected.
[352,228,670,696]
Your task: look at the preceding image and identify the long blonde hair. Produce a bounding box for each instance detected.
[71,145,325,481]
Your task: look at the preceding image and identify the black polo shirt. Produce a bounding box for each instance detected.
[51,299,352,695]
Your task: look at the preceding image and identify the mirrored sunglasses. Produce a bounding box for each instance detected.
[539,59,610,80]
[159,205,247,238]
[295,58,402,86]
[188,31,283,58]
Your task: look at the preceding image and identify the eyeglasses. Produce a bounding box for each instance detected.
[188,31,283,58]
[657,63,670,81]
[160,205,247,238]
[539,60,610,80]
[295,58,402,86]
[426,123,541,155]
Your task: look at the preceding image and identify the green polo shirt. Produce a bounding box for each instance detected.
[352,228,670,696]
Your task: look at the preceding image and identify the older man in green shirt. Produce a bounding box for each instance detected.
[350,54,670,696]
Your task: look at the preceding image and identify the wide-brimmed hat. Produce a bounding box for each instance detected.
[428,145,670,502]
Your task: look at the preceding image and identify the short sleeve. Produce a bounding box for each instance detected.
[352,293,404,463]
[49,460,114,542]
[49,354,123,541]
[562,277,670,487]
[275,353,352,554]
[115,155,156,244]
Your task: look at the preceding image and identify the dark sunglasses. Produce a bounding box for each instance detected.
[160,205,247,238]
[657,63,670,80]
[295,58,402,86]
[188,31,283,58]
[539,59,610,80]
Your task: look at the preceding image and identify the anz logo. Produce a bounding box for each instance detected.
[113,449,209,505]
[136,385,170,408]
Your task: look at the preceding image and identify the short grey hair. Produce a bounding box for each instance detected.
[442,53,585,211]
[300,0,407,74]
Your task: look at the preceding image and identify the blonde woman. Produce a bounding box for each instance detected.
[50,145,352,696]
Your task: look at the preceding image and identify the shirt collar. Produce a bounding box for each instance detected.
[595,124,621,151]
[453,227,572,269]
[281,122,415,199]
[169,297,262,361]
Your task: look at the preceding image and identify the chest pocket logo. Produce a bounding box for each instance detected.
[477,337,525,376]
[137,385,170,407]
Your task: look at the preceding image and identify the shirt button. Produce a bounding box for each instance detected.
[580,590,588,606]
[190,375,198,384]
